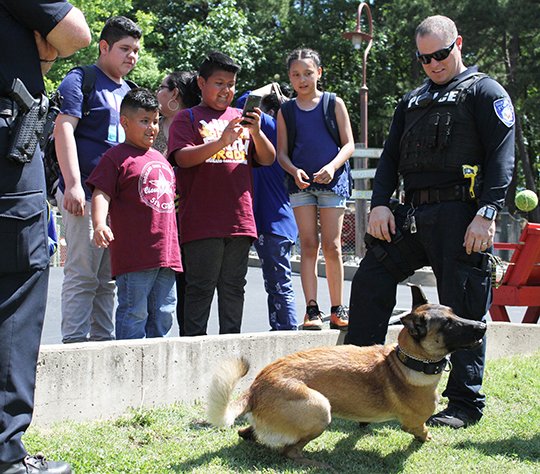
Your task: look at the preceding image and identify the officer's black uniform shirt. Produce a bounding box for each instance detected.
[0,0,72,96]
[371,66,515,211]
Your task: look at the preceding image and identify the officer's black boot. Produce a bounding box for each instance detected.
[0,454,71,474]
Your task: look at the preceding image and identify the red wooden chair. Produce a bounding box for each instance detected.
[489,222,540,323]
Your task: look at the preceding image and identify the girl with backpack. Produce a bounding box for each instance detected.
[277,48,355,331]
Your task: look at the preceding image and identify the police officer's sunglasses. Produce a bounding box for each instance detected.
[416,39,456,65]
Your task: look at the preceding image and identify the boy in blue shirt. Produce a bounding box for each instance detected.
[54,16,142,343]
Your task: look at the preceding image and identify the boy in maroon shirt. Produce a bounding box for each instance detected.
[88,88,182,339]
[168,51,275,336]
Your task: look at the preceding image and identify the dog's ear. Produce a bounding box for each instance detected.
[401,313,428,340]
[408,284,428,309]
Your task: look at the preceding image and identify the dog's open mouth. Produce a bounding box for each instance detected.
[464,338,484,349]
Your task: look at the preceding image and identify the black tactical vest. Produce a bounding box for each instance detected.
[399,73,487,175]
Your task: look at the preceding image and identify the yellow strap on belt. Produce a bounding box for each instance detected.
[462,164,478,199]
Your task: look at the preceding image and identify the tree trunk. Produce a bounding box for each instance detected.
[504,32,540,222]
[514,115,540,222]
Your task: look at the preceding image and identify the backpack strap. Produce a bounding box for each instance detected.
[322,91,341,147]
[280,98,296,158]
[75,65,97,117]
[187,107,198,135]
[125,78,138,89]
[64,65,96,116]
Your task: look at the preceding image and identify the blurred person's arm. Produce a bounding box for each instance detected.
[42,5,91,58]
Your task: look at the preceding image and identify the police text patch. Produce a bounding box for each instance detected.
[493,97,515,128]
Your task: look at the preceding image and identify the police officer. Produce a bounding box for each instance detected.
[346,15,515,429]
[0,1,90,473]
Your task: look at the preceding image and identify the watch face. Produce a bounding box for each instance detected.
[483,207,496,220]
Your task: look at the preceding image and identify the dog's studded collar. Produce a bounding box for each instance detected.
[395,346,449,375]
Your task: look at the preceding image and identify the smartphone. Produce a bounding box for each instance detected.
[240,94,262,125]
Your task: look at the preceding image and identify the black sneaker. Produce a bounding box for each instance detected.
[0,454,72,473]
[427,407,481,429]
[302,300,323,330]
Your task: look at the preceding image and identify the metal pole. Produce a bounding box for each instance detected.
[356,84,369,257]
[343,3,373,257]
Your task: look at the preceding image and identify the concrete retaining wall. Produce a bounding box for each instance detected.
[33,323,540,426]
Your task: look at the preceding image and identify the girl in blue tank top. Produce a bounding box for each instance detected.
[277,48,355,331]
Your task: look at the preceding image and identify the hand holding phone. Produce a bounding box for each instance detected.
[240,94,262,126]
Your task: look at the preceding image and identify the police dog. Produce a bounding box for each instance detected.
[207,286,486,466]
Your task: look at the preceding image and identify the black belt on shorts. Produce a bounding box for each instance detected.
[407,184,475,206]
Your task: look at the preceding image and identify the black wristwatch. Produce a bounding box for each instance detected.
[476,205,497,221]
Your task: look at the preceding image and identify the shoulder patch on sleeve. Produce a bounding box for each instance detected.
[493,97,515,128]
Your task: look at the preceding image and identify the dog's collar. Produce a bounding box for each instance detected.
[395,346,449,375]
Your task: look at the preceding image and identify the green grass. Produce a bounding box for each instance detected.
[25,352,540,473]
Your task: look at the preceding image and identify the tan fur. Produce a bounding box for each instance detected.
[207,299,485,468]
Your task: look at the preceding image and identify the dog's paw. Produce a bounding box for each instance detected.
[238,425,257,441]
[414,430,432,442]
[404,424,431,442]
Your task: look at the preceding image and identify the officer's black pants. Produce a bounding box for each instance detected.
[346,201,490,418]
[0,268,49,463]
[0,116,50,463]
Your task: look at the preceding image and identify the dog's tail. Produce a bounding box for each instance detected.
[207,356,250,427]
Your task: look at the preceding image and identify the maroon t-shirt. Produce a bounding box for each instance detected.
[87,143,182,277]
[168,105,258,244]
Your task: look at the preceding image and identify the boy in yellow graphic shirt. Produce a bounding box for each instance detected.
[168,51,275,336]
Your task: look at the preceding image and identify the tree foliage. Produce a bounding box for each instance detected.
[156,0,264,93]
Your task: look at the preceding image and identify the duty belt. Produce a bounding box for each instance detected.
[407,185,474,206]
[0,97,15,116]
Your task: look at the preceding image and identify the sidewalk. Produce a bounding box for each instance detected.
[43,260,527,345]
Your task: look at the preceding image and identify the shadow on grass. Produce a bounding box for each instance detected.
[454,433,540,462]
[171,419,423,473]
[326,419,423,474]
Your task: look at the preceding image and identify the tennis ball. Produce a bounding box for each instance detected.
[515,189,539,212]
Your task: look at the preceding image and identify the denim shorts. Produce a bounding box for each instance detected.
[289,189,347,209]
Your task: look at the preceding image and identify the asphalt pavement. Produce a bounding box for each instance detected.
[42,265,523,345]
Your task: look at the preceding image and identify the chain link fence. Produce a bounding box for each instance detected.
[50,203,526,268]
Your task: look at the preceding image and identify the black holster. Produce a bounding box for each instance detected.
[7,95,48,164]
[364,229,416,282]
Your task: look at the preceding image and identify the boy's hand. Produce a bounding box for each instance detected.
[241,107,262,135]
[63,183,86,217]
[313,164,336,184]
[294,168,311,189]
[93,224,114,248]
[219,117,243,147]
